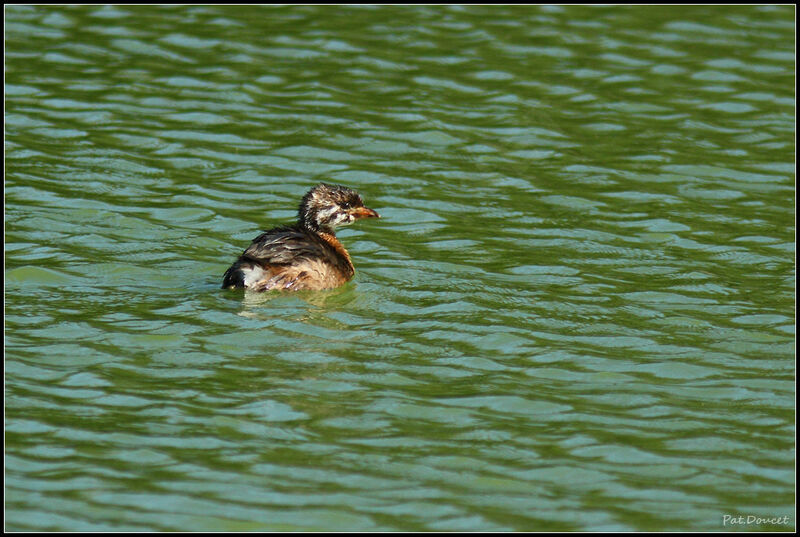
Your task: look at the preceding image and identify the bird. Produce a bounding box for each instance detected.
[221,183,380,292]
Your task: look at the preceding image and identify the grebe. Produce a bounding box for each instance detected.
[221,183,380,291]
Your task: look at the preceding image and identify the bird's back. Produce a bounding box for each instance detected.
[221,225,354,291]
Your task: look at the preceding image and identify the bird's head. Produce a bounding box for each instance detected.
[299,183,380,233]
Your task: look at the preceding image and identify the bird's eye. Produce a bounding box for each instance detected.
[341,202,351,209]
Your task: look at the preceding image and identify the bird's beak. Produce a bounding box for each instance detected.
[350,206,380,219]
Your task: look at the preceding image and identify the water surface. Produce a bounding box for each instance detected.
[5,4,795,532]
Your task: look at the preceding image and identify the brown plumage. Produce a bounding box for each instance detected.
[221,183,380,291]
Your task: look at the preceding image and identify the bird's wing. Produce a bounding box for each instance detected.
[241,226,327,265]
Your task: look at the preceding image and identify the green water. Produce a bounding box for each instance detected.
[4,4,795,532]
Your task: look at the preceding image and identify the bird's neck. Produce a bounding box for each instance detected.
[318,231,354,276]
